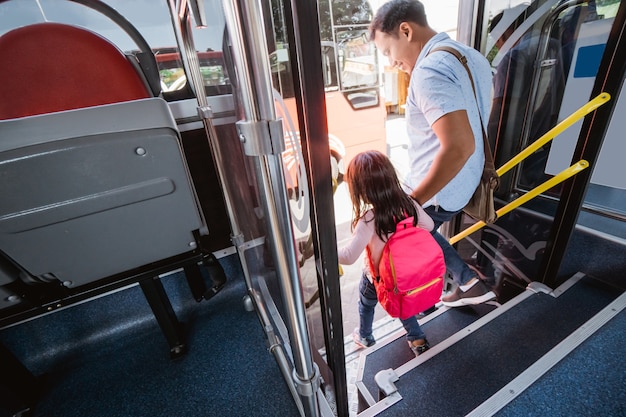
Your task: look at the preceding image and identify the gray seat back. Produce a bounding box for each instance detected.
[0,99,205,288]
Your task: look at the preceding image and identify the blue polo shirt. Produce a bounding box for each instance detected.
[405,33,493,211]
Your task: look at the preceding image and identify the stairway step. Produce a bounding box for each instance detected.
[355,274,621,416]
[477,292,626,417]
[357,301,499,410]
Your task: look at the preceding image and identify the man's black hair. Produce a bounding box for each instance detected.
[369,0,428,41]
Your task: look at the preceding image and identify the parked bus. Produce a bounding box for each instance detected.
[0,0,624,416]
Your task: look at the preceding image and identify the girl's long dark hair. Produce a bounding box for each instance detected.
[345,150,418,241]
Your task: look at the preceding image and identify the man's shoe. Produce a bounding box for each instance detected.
[352,328,375,349]
[408,339,430,357]
[441,279,496,307]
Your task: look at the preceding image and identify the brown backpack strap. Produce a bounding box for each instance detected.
[428,45,495,167]
[430,46,476,96]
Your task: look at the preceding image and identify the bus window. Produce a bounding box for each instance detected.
[486,0,569,193]
[485,0,626,220]
[544,2,626,217]
[319,0,380,109]
[270,0,386,170]
[266,0,387,366]
[321,37,380,110]
[155,49,232,98]
[0,0,232,101]
[267,0,387,261]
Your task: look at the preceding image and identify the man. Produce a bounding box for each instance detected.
[370,0,496,306]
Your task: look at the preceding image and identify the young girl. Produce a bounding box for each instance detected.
[338,150,434,356]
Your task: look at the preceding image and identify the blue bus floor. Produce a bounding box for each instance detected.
[497,307,626,417]
[0,271,299,417]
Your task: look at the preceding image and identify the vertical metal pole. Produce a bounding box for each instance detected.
[284,0,348,414]
[166,2,318,415]
[221,0,321,416]
[165,1,253,280]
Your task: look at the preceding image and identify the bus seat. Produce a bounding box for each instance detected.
[0,22,152,120]
[0,99,205,288]
[0,23,205,290]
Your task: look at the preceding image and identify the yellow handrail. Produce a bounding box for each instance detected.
[447,93,610,245]
[449,160,589,245]
[496,93,610,177]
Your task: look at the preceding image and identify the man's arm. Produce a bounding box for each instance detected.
[410,109,476,205]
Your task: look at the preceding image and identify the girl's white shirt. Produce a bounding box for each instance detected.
[337,201,434,277]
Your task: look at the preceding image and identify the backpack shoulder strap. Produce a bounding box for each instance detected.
[429,46,476,95]
[395,216,415,232]
[365,246,377,280]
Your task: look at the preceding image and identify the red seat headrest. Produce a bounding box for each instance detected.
[0,22,151,120]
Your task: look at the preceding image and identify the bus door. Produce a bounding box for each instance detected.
[220,0,394,413]
[261,0,390,415]
[460,0,626,296]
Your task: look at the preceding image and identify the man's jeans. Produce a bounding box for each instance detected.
[358,275,426,342]
[424,206,476,286]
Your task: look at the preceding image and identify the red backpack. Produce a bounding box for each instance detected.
[367,216,446,320]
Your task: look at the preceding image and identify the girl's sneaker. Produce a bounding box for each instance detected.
[352,328,375,348]
[408,339,430,356]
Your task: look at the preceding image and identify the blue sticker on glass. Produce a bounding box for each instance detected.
[573,44,605,78]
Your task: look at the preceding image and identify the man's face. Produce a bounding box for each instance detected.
[373,27,414,74]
